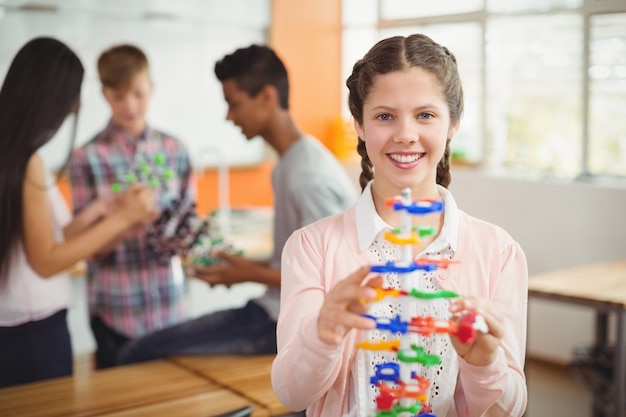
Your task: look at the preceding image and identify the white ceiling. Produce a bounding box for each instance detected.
[0,0,269,25]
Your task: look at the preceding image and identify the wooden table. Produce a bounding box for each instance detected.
[528,259,626,417]
[0,360,258,417]
[95,391,263,417]
[169,355,292,416]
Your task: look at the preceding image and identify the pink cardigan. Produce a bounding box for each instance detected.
[272,203,528,417]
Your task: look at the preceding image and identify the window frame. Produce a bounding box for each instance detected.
[371,0,626,179]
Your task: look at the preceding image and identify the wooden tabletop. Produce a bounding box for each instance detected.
[0,360,218,417]
[528,259,626,309]
[169,355,291,416]
[95,390,267,417]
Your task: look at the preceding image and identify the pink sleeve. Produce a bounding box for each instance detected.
[271,228,345,412]
[456,240,528,417]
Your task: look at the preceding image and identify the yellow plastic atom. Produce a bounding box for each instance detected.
[384,230,419,245]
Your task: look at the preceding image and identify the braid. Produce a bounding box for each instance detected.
[436,139,452,188]
[357,138,373,191]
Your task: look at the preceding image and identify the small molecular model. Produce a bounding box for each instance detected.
[110,151,245,268]
[185,210,244,267]
[111,152,174,194]
[146,203,243,266]
[145,197,210,263]
[356,188,487,417]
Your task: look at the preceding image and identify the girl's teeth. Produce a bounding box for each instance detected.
[390,154,420,163]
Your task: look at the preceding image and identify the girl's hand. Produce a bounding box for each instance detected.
[317,265,384,346]
[449,296,505,366]
[91,192,122,219]
[117,184,157,225]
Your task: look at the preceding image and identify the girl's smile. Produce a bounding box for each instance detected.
[387,151,425,168]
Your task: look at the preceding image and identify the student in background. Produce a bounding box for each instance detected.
[0,37,155,388]
[117,44,358,364]
[68,44,195,369]
[271,34,528,416]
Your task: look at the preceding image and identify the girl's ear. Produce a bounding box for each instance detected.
[353,118,364,140]
[447,120,460,140]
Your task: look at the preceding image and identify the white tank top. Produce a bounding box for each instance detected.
[0,171,72,326]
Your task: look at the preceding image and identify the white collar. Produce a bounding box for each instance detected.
[355,180,459,255]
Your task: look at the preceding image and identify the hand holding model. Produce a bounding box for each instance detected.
[191,252,267,288]
[115,183,158,226]
[317,265,382,345]
[449,296,504,366]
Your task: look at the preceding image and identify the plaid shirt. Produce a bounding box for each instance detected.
[68,122,196,338]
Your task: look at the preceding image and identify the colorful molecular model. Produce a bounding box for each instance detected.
[185,210,244,267]
[356,188,487,417]
[110,151,246,269]
[111,152,174,194]
[146,203,243,266]
[145,197,210,263]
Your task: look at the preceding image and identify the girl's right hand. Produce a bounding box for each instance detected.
[317,265,383,345]
[117,184,157,225]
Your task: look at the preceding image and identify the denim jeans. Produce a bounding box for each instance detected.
[117,300,277,365]
[90,315,130,369]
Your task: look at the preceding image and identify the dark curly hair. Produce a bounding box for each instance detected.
[214,44,290,110]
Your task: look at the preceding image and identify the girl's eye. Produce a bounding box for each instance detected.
[418,113,434,120]
[377,113,392,121]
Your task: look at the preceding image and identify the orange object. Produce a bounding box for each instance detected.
[56,161,275,215]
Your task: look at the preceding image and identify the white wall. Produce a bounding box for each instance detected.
[0,0,270,171]
[0,0,272,355]
[450,167,626,363]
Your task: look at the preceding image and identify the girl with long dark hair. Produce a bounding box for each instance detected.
[0,37,156,388]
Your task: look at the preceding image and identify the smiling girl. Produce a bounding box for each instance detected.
[271,34,528,417]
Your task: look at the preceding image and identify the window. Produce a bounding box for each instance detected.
[343,0,626,178]
[379,0,483,19]
[486,14,583,176]
[589,13,626,176]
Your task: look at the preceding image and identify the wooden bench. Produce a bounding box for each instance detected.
[0,359,261,417]
[169,355,296,416]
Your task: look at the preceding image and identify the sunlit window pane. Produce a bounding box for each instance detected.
[588,13,626,176]
[380,0,483,19]
[485,15,583,176]
[487,0,582,13]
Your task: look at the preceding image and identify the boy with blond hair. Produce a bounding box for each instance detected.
[68,44,195,369]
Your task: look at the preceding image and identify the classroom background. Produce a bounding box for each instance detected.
[0,0,625,381]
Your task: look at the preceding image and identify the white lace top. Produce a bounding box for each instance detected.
[351,183,461,417]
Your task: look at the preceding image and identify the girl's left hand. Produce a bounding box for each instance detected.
[95,192,122,216]
[448,296,505,366]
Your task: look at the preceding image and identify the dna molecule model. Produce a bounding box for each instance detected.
[356,188,487,417]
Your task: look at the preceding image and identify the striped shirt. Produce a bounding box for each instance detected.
[68,122,195,338]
